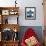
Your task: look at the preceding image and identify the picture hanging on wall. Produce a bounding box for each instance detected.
[25,7,36,20]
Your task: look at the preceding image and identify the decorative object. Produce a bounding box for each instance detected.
[2,28,13,41]
[25,7,36,20]
[2,16,8,24]
[9,10,18,15]
[5,18,8,24]
[1,28,18,41]
[13,32,18,41]
[2,10,9,15]
[15,0,17,7]
[14,28,17,32]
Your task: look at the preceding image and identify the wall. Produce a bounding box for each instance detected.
[18,0,44,26]
[0,0,44,26]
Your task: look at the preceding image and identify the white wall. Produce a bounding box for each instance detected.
[0,0,44,26]
[18,0,44,26]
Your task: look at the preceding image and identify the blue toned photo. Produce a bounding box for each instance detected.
[25,7,36,20]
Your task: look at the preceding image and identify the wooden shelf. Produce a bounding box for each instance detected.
[2,40,19,42]
[0,24,20,32]
[0,7,19,46]
[0,40,19,46]
[0,7,19,16]
[0,7,19,10]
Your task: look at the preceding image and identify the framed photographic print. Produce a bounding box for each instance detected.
[2,10,9,15]
[25,7,36,20]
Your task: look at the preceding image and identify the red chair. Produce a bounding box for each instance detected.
[21,28,41,46]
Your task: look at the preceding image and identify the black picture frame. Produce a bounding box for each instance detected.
[25,7,36,20]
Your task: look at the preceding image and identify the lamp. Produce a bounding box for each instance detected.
[15,0,17,7]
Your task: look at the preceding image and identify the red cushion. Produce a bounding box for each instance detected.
[21,28,41,46]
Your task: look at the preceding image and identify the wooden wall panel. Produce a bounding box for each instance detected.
[43,0,46,46]
[43,0,46,26]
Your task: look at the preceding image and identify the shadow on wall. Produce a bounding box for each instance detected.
[18,26,44,44]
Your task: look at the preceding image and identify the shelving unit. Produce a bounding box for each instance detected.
[0,7,20,46]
